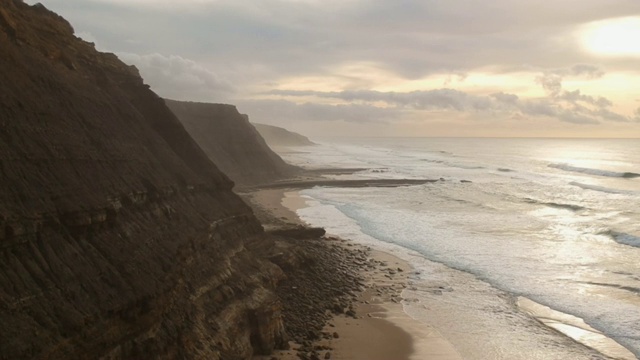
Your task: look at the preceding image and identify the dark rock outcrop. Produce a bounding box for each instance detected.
[0,1,286,358]
[164,99,299,186]
[252,123,316,147]
[268,226,326,239]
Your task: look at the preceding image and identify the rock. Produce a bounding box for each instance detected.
[165,100,300,186]
[269,226,327,239]
[332,332,340,339]
[253,123,316,147]
[0,2,289,359]
[273,237,367,352]
[325,352,332,359]
[332,302,344,314]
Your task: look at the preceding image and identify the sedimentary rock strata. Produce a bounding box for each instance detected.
[0,1,286,358]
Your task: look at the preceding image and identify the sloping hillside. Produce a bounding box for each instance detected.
[165,99,299,186]
[253,123,316,147]
[0,1,286,358]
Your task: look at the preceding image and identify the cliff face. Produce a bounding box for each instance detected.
[252,123,316,147]
[0,1,285,358]
[164,100,299,186]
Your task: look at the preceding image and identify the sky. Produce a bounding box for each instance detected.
[29,0,640,137]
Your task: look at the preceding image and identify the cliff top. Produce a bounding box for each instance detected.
[252,123,316,147]
[165,99,300,186]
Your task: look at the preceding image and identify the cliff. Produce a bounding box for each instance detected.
[0,1,286,358]
[164,99,299,186]
[252,123,316,147]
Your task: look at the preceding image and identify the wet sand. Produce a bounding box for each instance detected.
[243,161,638,360]
[248,188,462,360]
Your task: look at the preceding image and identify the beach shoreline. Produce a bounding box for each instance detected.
[245,188,462,360]
[243,142,640,360]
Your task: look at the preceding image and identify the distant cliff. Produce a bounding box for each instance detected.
[0,1,286,358]
[165,99,299,186]
[252,123,316,147]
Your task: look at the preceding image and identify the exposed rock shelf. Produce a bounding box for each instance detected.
[255,178,439,190]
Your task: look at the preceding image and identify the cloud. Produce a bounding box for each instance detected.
[512,98,602,125]
[532,66,619,122]
[559,90,612,108]
[592,108,629,122]
[35,0,640,82]
[29,0,640,136]
[236,99,401,125]
[266,87,632,125]
[556,110,601,125]
[268,89,495,112]
[117,52,234,101]
[634,108,640,122]
[490,92,520,105]
[518,99,558,118]
[536,74,563,97]
[551,64,605,78]
[536,64,606,98]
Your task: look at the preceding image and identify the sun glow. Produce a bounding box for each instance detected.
[581,17,640,57]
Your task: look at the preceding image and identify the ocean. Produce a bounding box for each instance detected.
[281,137,640,360]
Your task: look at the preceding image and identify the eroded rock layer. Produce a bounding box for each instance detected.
[165,99,299,186]
[0,1,285,358]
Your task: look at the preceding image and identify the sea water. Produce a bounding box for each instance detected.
[281,138,640,360]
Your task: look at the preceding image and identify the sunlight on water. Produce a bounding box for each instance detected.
[285,138,640,359]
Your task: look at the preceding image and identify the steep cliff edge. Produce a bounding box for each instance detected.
[252,123,316,147]
[165,99,299,186]
[0,1,286,358]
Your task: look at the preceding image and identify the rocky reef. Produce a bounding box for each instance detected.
[0,1,288,358]
[165,99,299,186]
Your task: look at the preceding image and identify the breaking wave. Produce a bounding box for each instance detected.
[523,197,585,211]
[549,163,640,179]
[599,230,640,248]
[569,182,631,195]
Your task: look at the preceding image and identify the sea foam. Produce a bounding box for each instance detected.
[600,230,640,248]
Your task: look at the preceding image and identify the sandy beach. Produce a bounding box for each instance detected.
[246,188,462,360]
